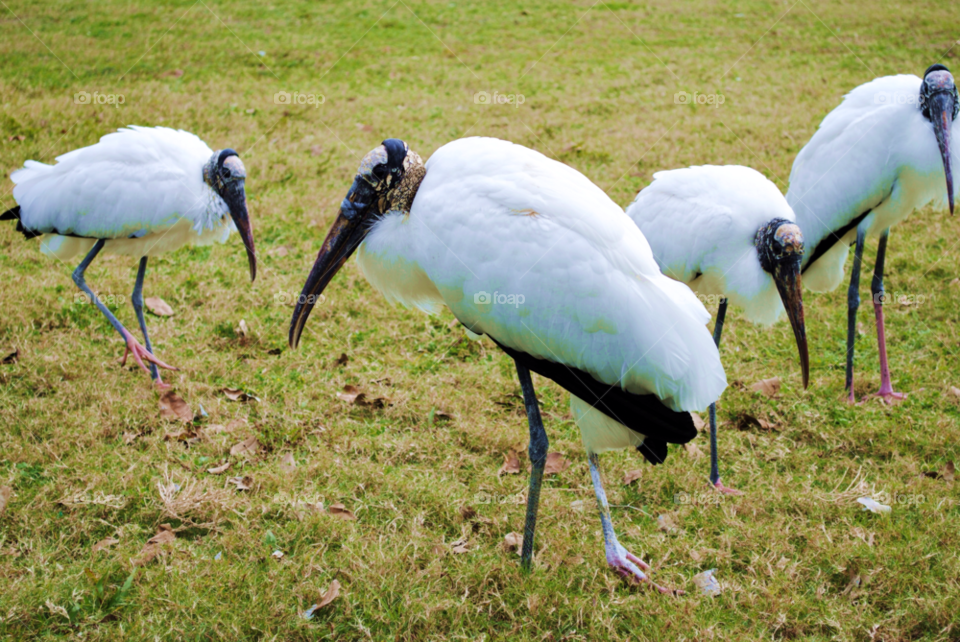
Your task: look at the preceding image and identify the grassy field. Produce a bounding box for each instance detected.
[1,0,959,639]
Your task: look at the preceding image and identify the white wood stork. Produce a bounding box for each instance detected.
[626,165,808,494]
[1,126,257,387]
[288,137,726,591]
[787,64,958,403]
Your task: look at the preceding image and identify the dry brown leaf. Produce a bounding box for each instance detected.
[685,442,704,458]
[230,436,260,457]
[328,503,356,521]
[8,134,25,142]
[158,391,192,423]
[122,431,142,445]
[161,69,184,78]
[268,245,290,257]
[227,476,253,491]
[459,505,477,520]
[207,461,231,475]
[0,486,11,515]
[280,452,296,474]
[335,353,349,367]
[736,413,778,431]
[657,513,680,534]
[691,412,707,431]
[2,349,18,364]
[451,538,470,554]
[237,319,249,338]
[502,532,523,554]
[499,449,521,476]
[163,429,198,443]
[751,377,781,397]
[144,297,174,316]
[542,452,570,476]
[623,469,643,485]
[317,580,341,609]
[924,461,956,482]
[336,385,364,404]
[564,555,584,566]
[221,388,254,402]
[134,524,175,565]
[92,537,119,553]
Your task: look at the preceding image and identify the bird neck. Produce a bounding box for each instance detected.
[384,151,425,215]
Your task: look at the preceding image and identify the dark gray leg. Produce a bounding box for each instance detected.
[515,361,548,572]
[73,240,130,340]
[708,298,728,488]
[845,223,868,403]
[131,257,160,382]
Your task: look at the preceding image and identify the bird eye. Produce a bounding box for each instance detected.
[373,164,388,182]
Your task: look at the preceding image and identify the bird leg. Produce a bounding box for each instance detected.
[130,256,169,389]
[708,298,740,495]
[515,361,548,572]
[72,240,177,379]
[588,453,680,595]
[844,223,868,404]
[870,228,905,402]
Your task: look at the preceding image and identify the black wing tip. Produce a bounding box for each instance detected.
[0,206,41,239]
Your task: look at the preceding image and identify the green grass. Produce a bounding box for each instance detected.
[2,0,960,639]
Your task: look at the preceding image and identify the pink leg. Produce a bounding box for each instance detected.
[872,301,905,402]
[119,329,178,382]
[711,478,743,495]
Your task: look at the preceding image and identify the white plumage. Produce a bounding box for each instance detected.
[358,137,726,413]
[10,126,235,261]
[627,165,797,325]
[787,74,958,292]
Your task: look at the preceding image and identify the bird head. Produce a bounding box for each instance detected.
[205,149,257,281]
[755,218,809,389]
[289,139,424,348]
[920,64,957,214]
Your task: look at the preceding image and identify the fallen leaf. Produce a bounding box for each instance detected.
[134,524,175,565]
[280,452,296,474]
[542,452,570,476]
[312,579,341,610]
[122,431,142,445]
[736,413,778,431]
[945,461,956,482]
[158,391,192,423]
[451,538,470,554]
[691,412,707,431]
[310,144,324,156]
[570,499,585,511]
[750,377,781,398]
[144,297,174,316]
[237,319,249,338]
[564,555,584,566]
[657,513,680,534]
[163,429,198,443]
[271,550,284,560]
[0,486,11,515]
[459,505,477,520]
[268,245,289,257]
[161,69,184,78]
[336,385,364,404]
[503,532,523,554]
[2,349,18,364]
[221,388,256,402]
[433,410,452,421]
[207,461,231,474]
[227,476,253,491]
[857,497,892,514]
[623,469,643,485]
[335,353,349,367]
[92,537,119,553]
[230,436,260,457]
[684,442,704,458]
[8,134,25,142]
[499,449,521,475]
[692,569,722,596]
[328,503,356,521]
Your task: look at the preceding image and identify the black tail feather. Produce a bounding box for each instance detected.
[493,339,697,465]
[1,206,41,239]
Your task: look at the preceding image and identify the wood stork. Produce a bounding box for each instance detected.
[626,165,809,494]
[1,126,257,387]
[288,137,727,591]
[787,64,957,402]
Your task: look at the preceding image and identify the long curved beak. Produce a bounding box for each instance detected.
[223,180,257,281]
[929,91,955,214]
[289,177,376,349]
[773,257,809,389]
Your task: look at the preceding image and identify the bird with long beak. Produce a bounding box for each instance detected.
[787,64,957,403]
[1,126,256,387]
[291,137,727,591]
[627,164,809,494]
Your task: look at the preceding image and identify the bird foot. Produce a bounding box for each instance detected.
[154,377,172,390]
[873,389,906,405]
[606,543,682,595]
[710,478,743,495]
[119,331,178,375]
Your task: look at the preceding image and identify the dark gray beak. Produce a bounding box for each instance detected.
[773,257,809,389]
[928,91,955,214]
[223,180,257,281]
[289,177,377,348]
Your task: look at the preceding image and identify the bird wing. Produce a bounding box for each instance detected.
[411,137,727,412]
[10,126,221,239]
[786,75,923,265]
